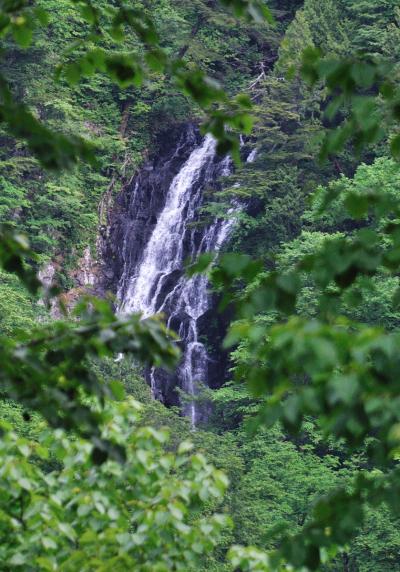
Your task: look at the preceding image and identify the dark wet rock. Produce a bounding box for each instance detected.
[101,123,237,422]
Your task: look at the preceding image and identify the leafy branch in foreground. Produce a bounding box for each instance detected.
[0,73,96,170]
[0,0,273,167]
[299,49,400,160]
[187,51,400,569]
[0,225,180,463]
[204,191,400,567]
[0,399,230,570]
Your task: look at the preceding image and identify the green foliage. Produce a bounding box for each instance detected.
[0,224,42,294]
[0,225,181,461]
[305,157,400,231]
[214,5,336,263]
[0,269,42,335]
[230,425,342,548]
[0,399,230,571]
[0,0,278,266]
[182,8,400,564]
[0,298,180,463]
[3,2,400,571]
[208,382,400,572]
[0,0,262,170]
[205,103,400,572]
[300,50,400,161]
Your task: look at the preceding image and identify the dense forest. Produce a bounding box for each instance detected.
[1,0,400,570]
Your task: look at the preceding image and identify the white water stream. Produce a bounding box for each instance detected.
[117,133,255,425]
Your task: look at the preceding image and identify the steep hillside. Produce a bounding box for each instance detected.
[1,1,400,570]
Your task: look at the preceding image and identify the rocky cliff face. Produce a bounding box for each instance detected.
[101,124,236,423]
[39,246,101,318]
[101,125,202,293]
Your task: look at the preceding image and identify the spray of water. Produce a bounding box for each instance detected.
[117,133,254,426]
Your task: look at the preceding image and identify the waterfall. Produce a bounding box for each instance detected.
[116,129,237,425]
[246,147,258,164]
[118,135,217,317]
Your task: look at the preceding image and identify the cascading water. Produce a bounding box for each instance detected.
[111,125,252,425]
[118,135,218,317]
